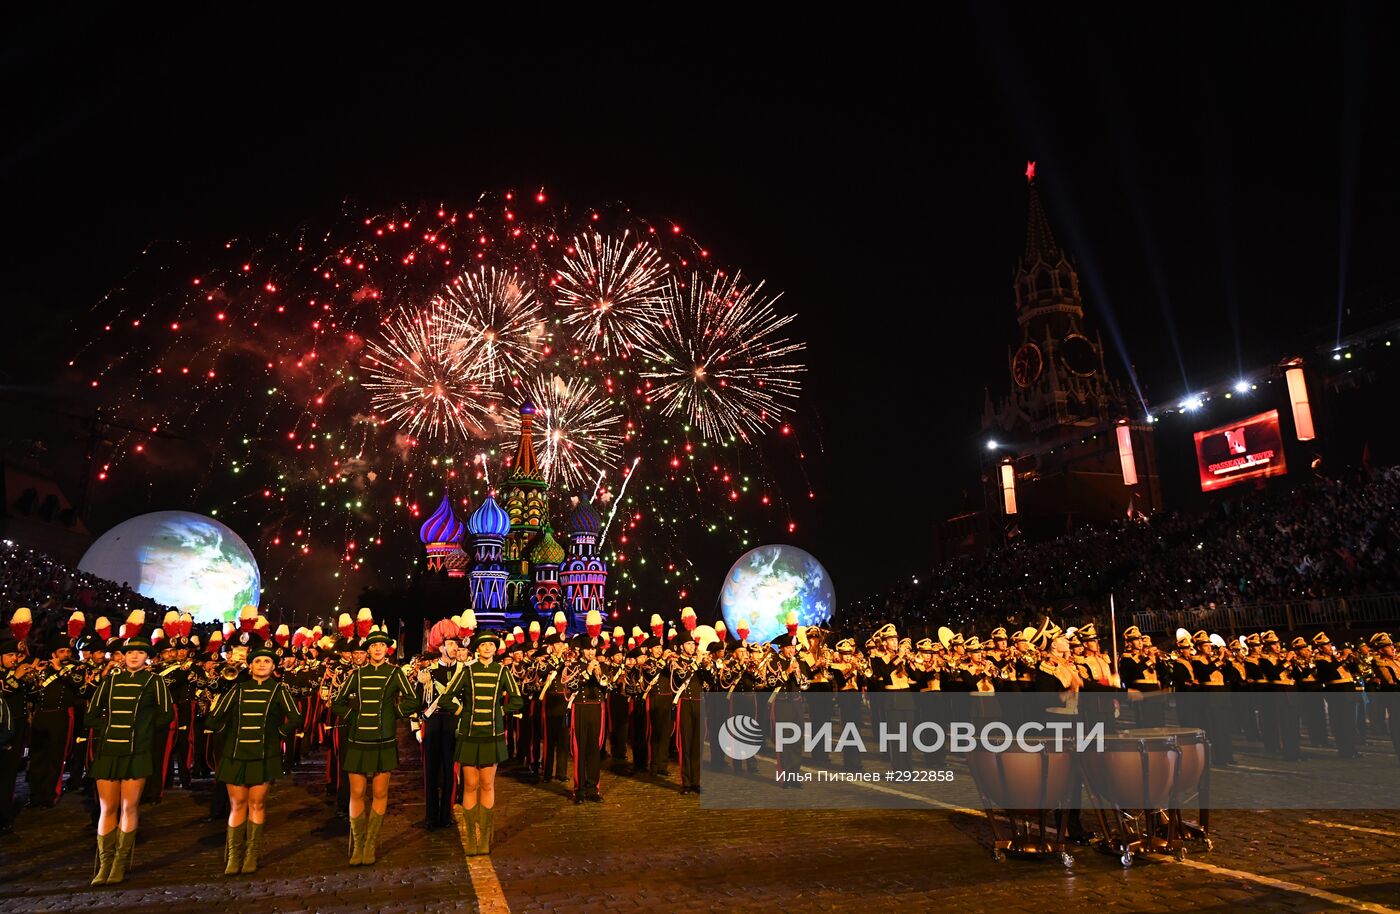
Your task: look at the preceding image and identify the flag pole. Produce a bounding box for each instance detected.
[1109,592,1120,678]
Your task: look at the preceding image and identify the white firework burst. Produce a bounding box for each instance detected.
[639,272,805,443]
[555,231,669,356]
[437,266,545,385]
[507,373,624,489]
[361,304,498,443]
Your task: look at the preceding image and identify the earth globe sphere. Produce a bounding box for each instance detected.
[78,510,261,624]
[720,544,833,645]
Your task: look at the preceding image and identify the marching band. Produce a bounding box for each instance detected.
[1,601,1399,880]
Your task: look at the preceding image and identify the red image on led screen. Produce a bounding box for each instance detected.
[1193,409,1289,492]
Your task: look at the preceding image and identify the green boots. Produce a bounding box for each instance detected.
[223,823,246,875]
[241,822,263,874]
[91,830,118,885]
[463,805,481,855]
[348,812,367,865]
[106,830,136,885]
[363,811,384,865]
[479,806,494,855]
[462,806,496,856]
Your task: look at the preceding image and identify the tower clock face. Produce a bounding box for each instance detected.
[1061,333,1098,377]
[1012,343,1043,388]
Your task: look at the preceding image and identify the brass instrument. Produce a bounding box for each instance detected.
[889,647,913,690]
[318,661,348,701]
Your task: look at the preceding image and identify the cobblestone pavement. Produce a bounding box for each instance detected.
[1,729,1398,913]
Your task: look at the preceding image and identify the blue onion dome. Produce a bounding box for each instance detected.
[568,497,602,536]
[519,399,537,417]
[419,493,464,545]
[468,493,512,538]
[529,527,566,565]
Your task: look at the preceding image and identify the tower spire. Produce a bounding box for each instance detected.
[509,400,541,481]
[1022,184,1063,267]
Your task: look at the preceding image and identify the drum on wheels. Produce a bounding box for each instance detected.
[967,735,1075,868]
[1079,727,1212,866]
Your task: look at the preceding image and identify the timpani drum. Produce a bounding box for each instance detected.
[967,735,1076,867]
[1079,727,1211,866]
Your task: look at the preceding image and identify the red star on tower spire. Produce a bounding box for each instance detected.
[1025,160,1036,184]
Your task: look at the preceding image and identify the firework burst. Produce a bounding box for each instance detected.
[362,303,499,442]
[508,372,624,489]
[640,272,805,443]
[438,266,545,385]
[555,231,669,356]
[73,192,812,613]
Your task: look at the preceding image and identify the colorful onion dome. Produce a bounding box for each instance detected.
[529,527,566,565]
[468,493,512,538]
[568,497,602,536]
[419,493,465,545]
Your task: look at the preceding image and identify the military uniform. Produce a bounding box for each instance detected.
[0,633,33,833]
[159,650,198,789]
[645,648,677,777]
[332,658,421,774]
[442,632,523,856]
[26,656,83,807]
[446,652,524,767]
[1311,632,1361,759]
[604,648,631,774]
[86,664,175,781]
[86,637,174,886]
[208,672,299,785]
[566,640,609,801]
[1118,626,1164,728]
[1368,633,1400,765]
[1188,632,1235,766]
[1260,633,1301,760]
[831,639,866,772]
[537,634,571,782]
[770,642,810,785]
[673,643,714,794]
[625,647,651,773]
[416,654,460,829]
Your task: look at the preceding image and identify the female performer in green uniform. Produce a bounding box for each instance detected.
[208,644,299,876]
[85,636,174,885]
[331,630,421,865]
[441,630,522,855]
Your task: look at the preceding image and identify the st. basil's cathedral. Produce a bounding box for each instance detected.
[415,400,608,634]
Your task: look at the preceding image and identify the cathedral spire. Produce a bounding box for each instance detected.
[509,400,542,482]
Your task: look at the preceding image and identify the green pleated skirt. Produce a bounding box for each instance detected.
[216,755,284,786]
[88,751,154,781]
[343,741,399,774]
[455,736,508,767]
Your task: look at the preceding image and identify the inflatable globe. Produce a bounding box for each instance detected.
[720,544,833,644]
[78,511,261,624]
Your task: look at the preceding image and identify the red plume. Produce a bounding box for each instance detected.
[11,607,33,642]
[356,608,373,638]
[67,611,86,641]
[338,612,354,639]
[121,609,145,639]
[95,616,111,639]
[239,605,257,632]
[274,624,290,647]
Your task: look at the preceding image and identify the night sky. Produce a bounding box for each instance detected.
[4,4,1399,612]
